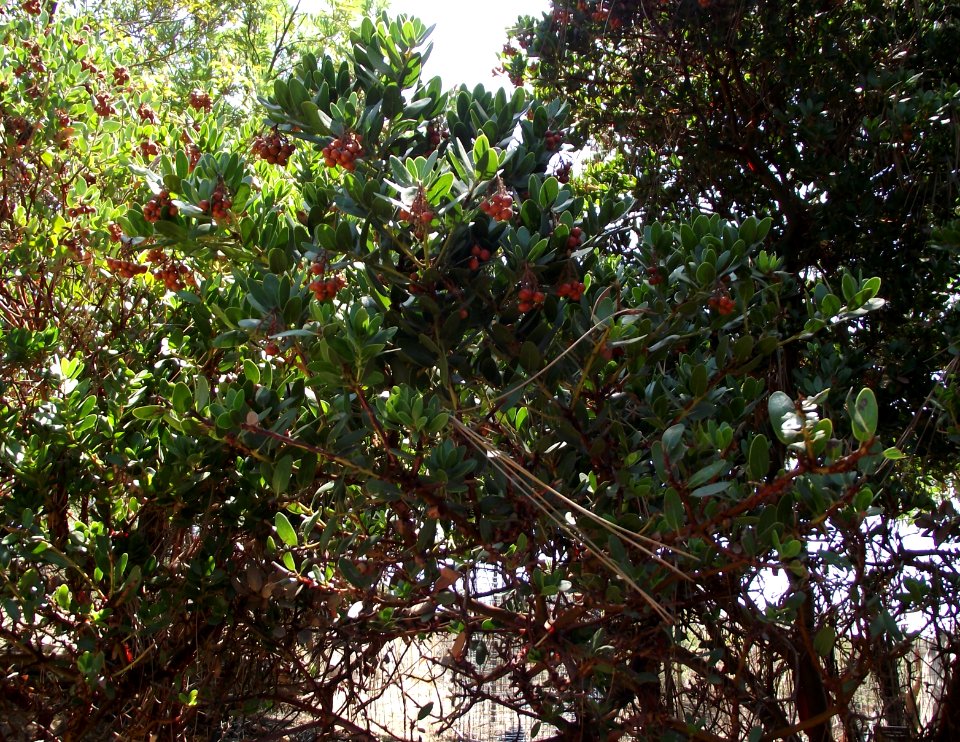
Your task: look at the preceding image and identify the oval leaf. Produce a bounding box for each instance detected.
[275,511,298,547]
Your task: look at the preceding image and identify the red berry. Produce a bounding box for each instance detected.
[189,89,213,112]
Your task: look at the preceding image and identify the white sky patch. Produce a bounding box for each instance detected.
[386,0,550,90]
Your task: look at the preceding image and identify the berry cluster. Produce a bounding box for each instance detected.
[708,294,735,315]
[105,257,147,278]
[322,132,362,171]
[154,263,195,291]
[146,249,195,291]
[13,41,45,76]
[468,244,492,271]
[398,188,436,236]
[139,139,159,158]
[107,222,123,243]
[63,230,91,262]
[480,191,514,222]
[518,286,546,314]
[143,190,177,223]
[112,66,129,87]
[252,129,295,166]
[21,0,41,15]
[185,143,201,171]
[553,159,573,184]
[56,125,75,150]
[178,131,202,171]
[93,92,116,117]
[557,281,586,301]
[189,89,212,112]
[137,104,157,124]
[426,121,443,151]
[407,272,435,296]
[308,273,346,302]
[545,129,563,151]
[3,116,35,148]
[647,265,663,285]
[80,58,100,78]
[67,203,96,218]
[198,182,231,221]
[565,226,584,251]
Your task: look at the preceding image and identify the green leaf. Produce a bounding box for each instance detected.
[849,387,878,443]
[748,434,770,480]
[662,424,686,461]
[882,446,906,460]
[755,217,772,242]
[519,341,540,372]
[268,247,289,274]
[778,538,803,559]
[768,391,803,444]
[813,625,836,657]
[171,382,192,414]
[338,558,371,589]
[132,405,165,420]
[662,487,684,531]
[194,376,209,410]
[473,133,490,166]
[841,272,857,304]
[243,358,261,385]
[820,293,842,317]
[275,512,298,547]
[732,335,754,363]
[687,460,728,489]
[690,364,708,397]
[690,481,731,498]
[272,455,293,495]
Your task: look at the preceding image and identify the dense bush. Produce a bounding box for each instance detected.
[1,3,954,741]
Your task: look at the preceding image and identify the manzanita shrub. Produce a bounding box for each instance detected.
[1,6,915,741]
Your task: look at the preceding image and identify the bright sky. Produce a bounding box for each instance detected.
[387,0,550,90]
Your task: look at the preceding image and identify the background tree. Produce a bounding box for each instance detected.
[506,0,960,485]
[505,1,960,736]
[62,0,386,111]
[1,3,957,742]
